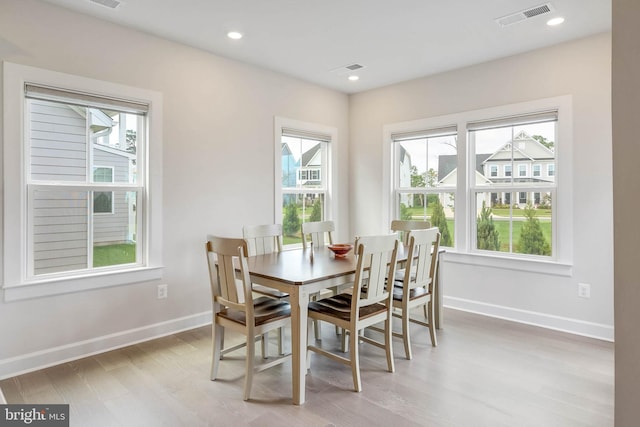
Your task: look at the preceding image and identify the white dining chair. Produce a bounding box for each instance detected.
[206,236,291,401]
[307,234,398,392]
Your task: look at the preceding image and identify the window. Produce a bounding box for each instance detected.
[384,95,572,268]
[518,164,527,177]
[533,164,541,177]
[93,166,114,214]
[548,164,555,176]
[3,62,163,300]
[391,126,457,247]
[275,117,337,247]
[470,111,556,257]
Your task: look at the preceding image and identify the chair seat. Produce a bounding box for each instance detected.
[219,297,291,326]
[252,284,289,299]
[308,293,387,321]
[392,284,430,301]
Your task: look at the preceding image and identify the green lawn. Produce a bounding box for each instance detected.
[93,243,136,267]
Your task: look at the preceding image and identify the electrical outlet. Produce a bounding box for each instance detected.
[157,284,168,299]
[578,282,591,298]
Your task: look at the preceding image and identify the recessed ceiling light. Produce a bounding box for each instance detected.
[348,75,359,81]
[547,17,565,26]
[227,31,243,40]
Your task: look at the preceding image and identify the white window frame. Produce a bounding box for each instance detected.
[548,163,555,176]
[383,96,573,275]
[518,164,528,177]
[489,165,498,177]
[2,62,163,301]
[274,117,338,248]
[533,164,541,177]
[504,164,512,177]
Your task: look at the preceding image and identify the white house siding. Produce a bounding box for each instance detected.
[29,99,88,275]
[93,148,132,245]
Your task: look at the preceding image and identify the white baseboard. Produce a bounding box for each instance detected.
[0,311,212,380]
[444,296,614,342]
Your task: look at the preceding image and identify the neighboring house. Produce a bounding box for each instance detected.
[437,131,554,213]
[297,143,322,187]
[480,130,554,208]
[31,99,135,275]
[438,154,492,217]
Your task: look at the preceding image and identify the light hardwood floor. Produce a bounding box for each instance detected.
[0,309,613,427]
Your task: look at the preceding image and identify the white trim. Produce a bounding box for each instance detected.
[442,251,571,276]
[444,296,614,342]
[3,62,164,299]
[3,266,163,301]
[0,311,211,380]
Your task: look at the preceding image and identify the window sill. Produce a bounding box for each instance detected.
[440,251,572,277]
[2,266,164,302]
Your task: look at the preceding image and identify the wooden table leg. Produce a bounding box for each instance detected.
[290,286,310,405]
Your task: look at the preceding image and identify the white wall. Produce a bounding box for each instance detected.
[0,0,349,377]
[612,0,640,424]
[349,33,613,340]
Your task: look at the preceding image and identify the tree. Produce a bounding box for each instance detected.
[532,134,554,150]
[399,203,411,220]
[410,166,426,207]
[283,203,301,237]
[477,201,500,250]
[309,198,322,222]
[430,197,452,246]
[518,202,550,255]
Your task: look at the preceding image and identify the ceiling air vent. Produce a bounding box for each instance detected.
[88,0,121,9]
[330,63,366,75]
[496,3,553,27]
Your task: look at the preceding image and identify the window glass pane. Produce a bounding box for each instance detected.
[93,191,138,267]
[397,134,457,189]
[397,192,454,247]
[471,120,556,186]
[281,193,325,245]
[282,136,325,190]
[476,191,552,256]
[29,100,140,184]
[32,189,88,275]
[32,189,138,275]
[92,112,139,185]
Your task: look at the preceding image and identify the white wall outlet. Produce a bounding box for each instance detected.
[157,284,168,299]
[578,282,591,298]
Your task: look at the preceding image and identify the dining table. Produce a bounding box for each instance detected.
[246,244,443,405]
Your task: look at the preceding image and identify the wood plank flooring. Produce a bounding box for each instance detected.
[0,309,614,426]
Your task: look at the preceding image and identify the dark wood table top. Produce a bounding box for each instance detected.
[247,245,409,286]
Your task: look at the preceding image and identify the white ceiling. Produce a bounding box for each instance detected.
[39,0,611,94]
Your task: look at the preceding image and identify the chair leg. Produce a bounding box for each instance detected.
[402,306,412,360]
[350,328,362,392]
[314,319,322,340]
[307,318,314,370]
[341,330,348,352]
[243,332,256,401]
[384,317,395,373]
[278,327,284,355]
[261,333,268,358]
[428,300,437,347]
[211,323,223,380]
